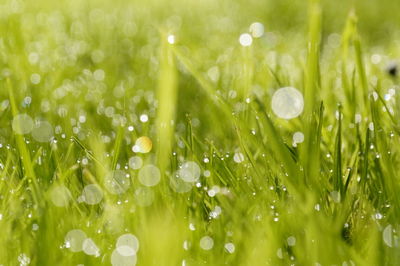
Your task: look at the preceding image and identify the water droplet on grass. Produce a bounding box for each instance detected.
[287,236,296,246]
[383,225,393,247]
[18,253,30,266]
[30,73,41,84]
[355,114,362,124]
[111,248,137,266]
[82,184,103,205]
[138,164,160,187]
[178,161,201,183]
[116,234,139,255]
[129,156,143,170]
[139,114,148,123]
[93,69,105,81]
[271,87,304,119]
[293,132,304,145]
[224,243,235,253]
[65,229,87,252]
[200,236,214,250]
[116,245,136,257]
[233,152,245,163]
[104,170,130,194]
[167,34,176,44]
[375,213,383,220]
[12,114,33,134]
[50,185,72,207]
[83,238,100,257]
[239,33,253,47]
[133,136,152,153]
[170,175,193,193]
[277,248,283,259]
[134,187,154,206]
[330,191,341,203]
[207,66,220,82]
[31,121,54,142]
[249,22,264,38]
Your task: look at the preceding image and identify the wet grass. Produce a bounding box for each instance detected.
[0,0,400,265]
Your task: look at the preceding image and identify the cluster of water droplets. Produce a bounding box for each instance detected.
[64,229,100,257]
[12,114,54,142]
[111,234,139,266]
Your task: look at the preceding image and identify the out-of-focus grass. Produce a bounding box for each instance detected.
[0,0,400,265]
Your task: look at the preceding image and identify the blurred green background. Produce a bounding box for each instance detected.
[1,0,400,265]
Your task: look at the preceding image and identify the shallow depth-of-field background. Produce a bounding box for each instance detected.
[1,0,400,265]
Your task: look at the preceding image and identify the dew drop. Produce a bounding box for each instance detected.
[169,175,193,193]
[139,114,148,123]
[128,156,143,170]
[293,131,304,145]
[199,236,214,250]
[12,114,33,135]
[83,238,100,257]
[104,170,130,194]
[224,243,235,253]
[82,184,103,205]
[178,161,201,183]
[287,236,296,246]
[383,225,393,247]
[30,73,41,84]
[249,22,264,38]
[65,229,87,252]
[271,87,304,119]
[167,34,176,44]
[133,136,152,153]
[116,234,139,255]
[239,33,253,47]
[111,248,137,266]
[138,164,160,187]
[50,185,72,207]
[31,121,54,142]
[233,152,245,163]
[134,187,154,207]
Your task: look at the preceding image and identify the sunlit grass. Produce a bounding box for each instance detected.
[0,0,400,265]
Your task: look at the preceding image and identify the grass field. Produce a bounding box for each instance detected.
[1,0,400,265]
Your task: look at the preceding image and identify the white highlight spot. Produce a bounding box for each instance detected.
[31,121,54,142]
[287,236,296,246]
[383,225,393,247]
[167,35,176,44]
[12,114,33,134]
[93,69,105,81]
[249,22,264,38]
[233,152,245,163]
[129,156,143,170]
[111,248,137,266]
[134,187,154,206]
[178,161,201,183]
[138,164,161,187]
[82,184,103,205]
[200,236,214,250]
[139,114,148,123]
[271,87,304,119]
[239,33,253,47]
[133,136,152,153]
[224,243,235,253]
[30,73,41,84]
[50,185,72,207]
[293,131,304,145]
[104,170,130,194]
[65,229,87,252]
[83,238,100,257]
[116,234,139,255]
